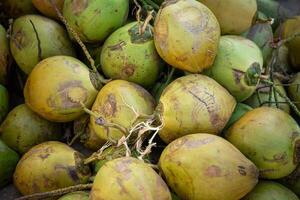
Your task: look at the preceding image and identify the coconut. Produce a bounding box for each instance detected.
[13,141,91,195]
[281,165,300,196]
[224,103,253,130]
[241,19,273,65]
[89,80,155,143]
[0,85,9,123]
[244,79,290,113]
[24,56,99,122]
[242,181,299,200]
[32,0,64,19]
[226,107,300,179]
[0,104,62,154]
[198,0,257,34]
[10,14,76,74]
[90,157,171,200]
[257,0,300,29]
[58,191,89,200]
[0,140,19,188]
[157,74,236,143]
[1,0,36,18]
[277,16,300,69]
[288,73,300,110]
[63,0,129,43]
[154,0,220,73]
[159,134,258,200]
[101,21,163,87]
[0,25,9,85]
[203,36,263,102]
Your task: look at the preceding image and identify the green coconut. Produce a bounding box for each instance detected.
[0,139,19,188]
[244,79,290,113]
[242,181,299,200]
[157,74,236,144]
[0,104,62,154]
[241,20,273,65]
[281,165,300,196]
[257,0,300,29]
[288,73,300,110]
[13,141,91,195]
[101,21,163,87]
[159,134,258,200]
[154,0,220,73]
[0,85,9,123]
[203,35,263,102]
[273,44,293,74]
[226,107,300,179]
[89,80,155,143]
[277,16,300,69]
[198,0,257,34]
[10,14,76,74]
[0,25,9,85]
[63,0,129,43]
[24,56,99,122]
[58,191,89,200]
[90,157,171,200]
[1,0,36,18]
[224,103,253,130]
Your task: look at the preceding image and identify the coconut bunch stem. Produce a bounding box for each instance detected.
[15,184,93,200]
[256,29,300,116]
[81,100,163,164]
[49,0,109,85]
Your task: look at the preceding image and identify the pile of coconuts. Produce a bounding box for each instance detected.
[1,0,300,199]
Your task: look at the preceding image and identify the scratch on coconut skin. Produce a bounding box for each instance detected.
[108,41,127,51]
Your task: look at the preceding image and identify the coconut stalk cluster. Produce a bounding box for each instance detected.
[0,0,300,200]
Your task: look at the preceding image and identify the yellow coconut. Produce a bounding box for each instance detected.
[13,141,91,195]
[154,0,220,73]
[90,80,155,143]
[158,74,236,143]
[24,56,99,122]
[226,107,300,179]
[159,134,259,200]
[278,16,300,69]
[90,157,171,200]
[199,0,257,34]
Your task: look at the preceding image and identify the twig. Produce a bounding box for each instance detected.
[49,0,109,84]
[262,79,300,117]
[15,184,93,200]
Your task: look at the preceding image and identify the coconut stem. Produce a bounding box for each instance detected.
[80,102,128,143]
[15,184,93,200]
[49,0,109,85]
[84,141,113,164]
[262,79,300,117]
[141,10,154,34]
